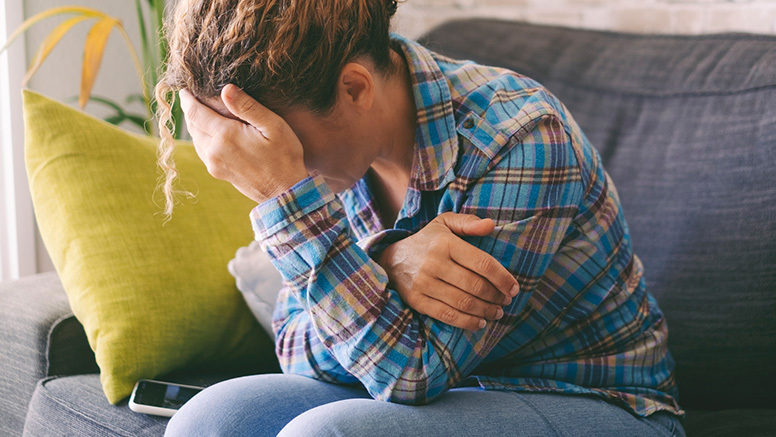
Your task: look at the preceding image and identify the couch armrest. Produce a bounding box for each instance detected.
[0,272,97,436]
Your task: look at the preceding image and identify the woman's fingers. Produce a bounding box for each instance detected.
[180,88,232,136]
[377,212,521,330]
[411,295,488,331]
[448,237,519,299]
[422,278,505,321]
[434,212,495,237]
[436,262,509,306]
[220,84,280,139]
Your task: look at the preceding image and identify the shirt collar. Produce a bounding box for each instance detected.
[392,34,459,192]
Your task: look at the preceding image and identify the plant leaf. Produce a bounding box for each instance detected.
[125,93,147,105]
[103,112,150,134]
[125,114,151,134]
[66,93,118,107]
[23,15,91,86]
[152,0,166,68]
[86,95,126,113]
[114,24,151,116]
[79,18,119,108]
[1,6,107,54]
[171,96,185,140]
[104,114,127,125]
[135,0,154,87]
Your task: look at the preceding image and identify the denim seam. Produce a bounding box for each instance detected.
[509,392,566,437]
[639,415,676,437]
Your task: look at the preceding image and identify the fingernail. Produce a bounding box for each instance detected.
[495,308,504,319]
[502,296,512,306]
[510,284,519,297]
[223,84,238,99]
[178,89,190,104]
[478,319,486,329]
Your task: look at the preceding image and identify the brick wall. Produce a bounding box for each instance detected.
[392,0,776,39]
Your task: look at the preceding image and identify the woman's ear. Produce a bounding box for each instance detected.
[338,62,374,112]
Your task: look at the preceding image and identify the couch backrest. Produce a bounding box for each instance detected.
[421,19,776,411]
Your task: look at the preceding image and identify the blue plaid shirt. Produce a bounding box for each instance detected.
[251,35,682,417]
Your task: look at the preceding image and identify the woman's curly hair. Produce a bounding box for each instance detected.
[155,0,399,219]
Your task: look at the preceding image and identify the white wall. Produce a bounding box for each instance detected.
[393,0,776,39]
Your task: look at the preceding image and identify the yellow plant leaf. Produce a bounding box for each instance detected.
[79,18,119,108]
[23,15,91,86]
[1,6,107,54]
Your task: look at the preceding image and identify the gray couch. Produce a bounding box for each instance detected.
[2,19,775,436]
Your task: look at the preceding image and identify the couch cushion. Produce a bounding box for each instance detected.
[684,408,776,437]
[23,373,239,436]
[421,19,776,411]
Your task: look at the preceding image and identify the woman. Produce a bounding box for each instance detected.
[157,0,684,435]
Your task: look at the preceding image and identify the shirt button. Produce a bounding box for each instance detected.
[463,119,475,129]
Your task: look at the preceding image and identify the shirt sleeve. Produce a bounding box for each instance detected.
[271,284,360,384]
[255,115,584,405]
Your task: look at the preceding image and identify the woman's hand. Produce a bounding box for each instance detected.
[179,84,309,204]
[377,213,520,331]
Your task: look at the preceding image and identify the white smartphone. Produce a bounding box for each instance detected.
[128,379,204,417]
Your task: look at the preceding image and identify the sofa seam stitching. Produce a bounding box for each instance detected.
[30,378,139,437]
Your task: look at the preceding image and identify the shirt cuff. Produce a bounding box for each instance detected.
[250,175,335,239]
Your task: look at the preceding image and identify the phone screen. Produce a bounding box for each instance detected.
[134,380,203,409]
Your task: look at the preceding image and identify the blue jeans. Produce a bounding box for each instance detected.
[164,374,684,436]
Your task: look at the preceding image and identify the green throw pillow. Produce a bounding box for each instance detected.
[23,90,273,404]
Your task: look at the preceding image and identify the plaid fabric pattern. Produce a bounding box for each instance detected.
[250,35,682,417]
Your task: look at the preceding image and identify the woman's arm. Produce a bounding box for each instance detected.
[260,116,584,405]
